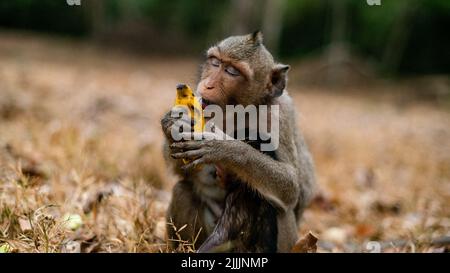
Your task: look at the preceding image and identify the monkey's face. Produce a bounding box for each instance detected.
[198,50,252,109]
[197,32,290,109]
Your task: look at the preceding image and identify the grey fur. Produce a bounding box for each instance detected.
[161,33,315,252]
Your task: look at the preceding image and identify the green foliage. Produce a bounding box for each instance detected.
[280,0,450,75]
[0,0,448,75]
[281,0,329,58]
[0,0,88,36]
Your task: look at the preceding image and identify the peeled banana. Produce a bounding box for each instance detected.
[174,83,204,133]
[174,84,204,164]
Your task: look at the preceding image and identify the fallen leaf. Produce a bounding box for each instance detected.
[311,192,336,211]
[18,218,32,232]
[81,236,102,253]
[70,232,101,253]
[82,188,113,214]
[291,232,318,253]
[373,201,401,215]
[61,241,81,253]
[0,243,12,253]
[62,213,83,230]
[355,223,377,238]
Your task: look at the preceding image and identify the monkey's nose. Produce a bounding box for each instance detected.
[176,83,187,90]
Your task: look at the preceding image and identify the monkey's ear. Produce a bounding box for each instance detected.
[250,30,263,46]
[270,64,290,97]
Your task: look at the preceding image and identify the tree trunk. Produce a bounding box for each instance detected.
[85,0,107,40]
[382,0,419,75]
[262,0,285,56]
[327,0,349,85]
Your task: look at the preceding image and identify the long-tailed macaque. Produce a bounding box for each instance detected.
[161,31,315,252]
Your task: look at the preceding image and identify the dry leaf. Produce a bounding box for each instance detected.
[82,189,113,214]
[355,223,377,238]
[291,232,318,253]
[61,241,81,253]
[18,218,32,231]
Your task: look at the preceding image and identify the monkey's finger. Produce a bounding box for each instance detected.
[171,149,206,160]
[170,141,203,150]
[179,132,207,141]
[193,132,220,140]
[177,132,216,142]
[178,132,193,140]
[188,132,212,140]
[170,105,190,115]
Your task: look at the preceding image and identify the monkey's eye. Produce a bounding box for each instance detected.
[210,57,221,67]
[225,66,240,77]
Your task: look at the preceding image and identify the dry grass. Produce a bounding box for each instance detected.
[0,32,448,253]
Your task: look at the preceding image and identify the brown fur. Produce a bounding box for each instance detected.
[161,32,315,252]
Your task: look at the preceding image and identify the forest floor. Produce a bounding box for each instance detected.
[0,31,449,253]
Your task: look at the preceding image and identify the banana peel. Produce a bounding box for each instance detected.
[174,83,205,164]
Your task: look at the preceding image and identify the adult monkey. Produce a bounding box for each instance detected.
[161,31,315,252]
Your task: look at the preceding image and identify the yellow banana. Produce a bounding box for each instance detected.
[175,84,204,132]
[174,83,205,164]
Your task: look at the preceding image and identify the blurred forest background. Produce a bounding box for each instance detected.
[1,0,450,76]
[0,0,449,253]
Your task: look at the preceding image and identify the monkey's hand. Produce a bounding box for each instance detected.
[160,107,194,142]
[170,131,301,211]
[161,111,175,141]
[169,131,235,170]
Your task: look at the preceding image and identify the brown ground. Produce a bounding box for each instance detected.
[0,31,448,253]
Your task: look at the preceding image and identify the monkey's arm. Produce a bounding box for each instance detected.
[171,138,301,212]
[224,140,301,211]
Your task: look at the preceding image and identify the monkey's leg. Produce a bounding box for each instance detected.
[196,222,228,253]
[196,188,237,253]
[167,181,210,250]
[198,183,278,253]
